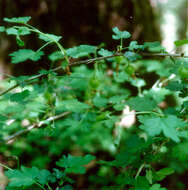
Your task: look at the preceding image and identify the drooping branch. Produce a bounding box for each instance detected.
[0,52,187,96]
[1,111,70,143]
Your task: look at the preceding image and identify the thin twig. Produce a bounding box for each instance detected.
[0,54,119,96]
[0,52,187,96]
[141,52,188,58]
[1,111,70,143]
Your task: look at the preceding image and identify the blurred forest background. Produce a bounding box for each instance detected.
[0,0,187,77]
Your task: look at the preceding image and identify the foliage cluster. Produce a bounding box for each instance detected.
[0,17,187,190]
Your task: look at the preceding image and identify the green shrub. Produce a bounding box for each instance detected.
[0,17,187,190]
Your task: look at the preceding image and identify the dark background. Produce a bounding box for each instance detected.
[0,0,161,75]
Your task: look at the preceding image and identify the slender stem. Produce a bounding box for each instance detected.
[134,111,164,117]
[36,41,53,53]
[138,87,142,96]
[0,162,13,171]
[25,23,70,64]
[141,52,188,58]
[34,181,47,190]
[0,72,14,78]
[135,163,145,179]
[120,37,123,50]
[0,50,188,97]
[1,111,71,143]
[47,183,53,190]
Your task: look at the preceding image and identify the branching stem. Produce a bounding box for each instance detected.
[1,111,70,143]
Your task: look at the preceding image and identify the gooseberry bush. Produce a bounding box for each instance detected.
[0,17,188,190]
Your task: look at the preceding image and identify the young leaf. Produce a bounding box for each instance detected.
[165,81,184,91]
[154,168,174,181]
[4,16,31,24]
[48,51,64,61]
[98,48,114,61]
[39,33,62,42]
[6,26,30,35]
[126,96,157,111]
[174,39,188,47]
[61,99,90,113]
[67,45,97,58]
[16,35,25,47]
[144,41,164,52]
[5,166,51,187]
[149,184,167,190]
[128,41,145,51]
[112,27,131,40]
[139,115,186,142]
[9,49,44,63]
[93,96,108,108]
[109,95,129,104]
[98,48,113,56]
[10,90,30,102]
[124,51,141,61]
[56,154,95,174]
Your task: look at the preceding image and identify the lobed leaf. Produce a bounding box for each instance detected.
[39,33,62,42]
[9,49,44,63]
[61,99,90,113]
[139,115,186,142]
[6,26,30,35]
[112,27,131,40]
[67,45,97,58]
[5,166,51,187]
[4,16,31,24]
[56,154,95,174]
[126,96,157,111]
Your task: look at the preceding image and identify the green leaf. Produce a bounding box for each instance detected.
[149,184,167,190]
[165,81,184,91]
[10,90,30,102]
[128,41,145,51]
[93,96,108,108]
[139,115,186,142]
[4,16,31,24]
[16,35,25,47]
[98,48,113,57]
[0,26,5,32]
[109,95,129,104]
[67,45,97,58]
[174,39,188,47]
[48,51,64,61]
[61,99,90,113]
[124,51,141,61]
[114,71,129,83]
[6,26,30,35]
[130,78,146,88]
[36,169,51,185]
[5,166,51,187]
[112,27,131,40]
[39,33,62,42]
[98,48,114,62]
[133,176,150,190]
[154,168,174,181]
[9,49,44,63]
[6,27,18,35]
[6,27,30,47]
[126,96,157,111]
[144,41,164,52]
[56,154,95,174]
[146,170,153,184]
